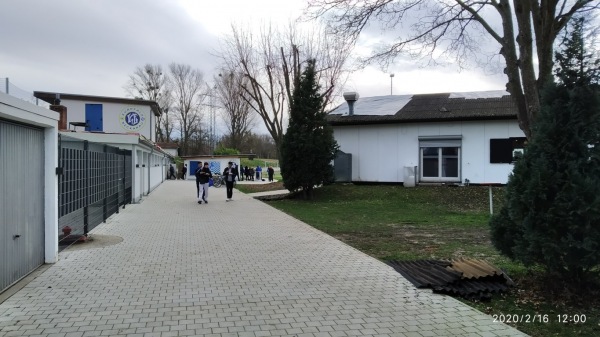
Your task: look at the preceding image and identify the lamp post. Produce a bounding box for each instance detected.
[390,73,395,95]
[209,85,217,152]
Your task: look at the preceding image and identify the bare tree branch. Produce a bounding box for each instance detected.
[217,21,352,151]
[168,63,207,155]
[304,0,600,138]
[214,71,255,150]
[124,64,173,142]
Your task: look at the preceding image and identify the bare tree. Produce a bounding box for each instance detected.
[215,71,255,150]
[219,22,352,151]
[124,64,173,142]
[305,0,600,139]
[169,63,207,156]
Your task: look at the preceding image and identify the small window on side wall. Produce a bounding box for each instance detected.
[490,137,527,163]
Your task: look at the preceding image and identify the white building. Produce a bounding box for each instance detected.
[327,91,526,185]
[34,91,160,141]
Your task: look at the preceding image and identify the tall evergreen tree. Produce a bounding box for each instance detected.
[280,59,339,199]
[490,17,600,282]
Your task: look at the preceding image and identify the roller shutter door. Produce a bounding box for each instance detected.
[0,120,45,293]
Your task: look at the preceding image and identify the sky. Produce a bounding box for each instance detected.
[0,0,508,131]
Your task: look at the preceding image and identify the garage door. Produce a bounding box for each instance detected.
[0,120,45,293]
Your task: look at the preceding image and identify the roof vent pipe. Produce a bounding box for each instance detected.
[343,92,359,116]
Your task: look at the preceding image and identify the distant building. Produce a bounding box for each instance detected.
[156,142,179,157]
[326,91,526,185]
[34,91,160,141]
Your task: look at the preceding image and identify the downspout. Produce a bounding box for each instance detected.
[148,147,153,195]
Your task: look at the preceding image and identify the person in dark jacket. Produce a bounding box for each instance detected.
[169,164,176,179]
[182,164,188,180]
[267,166,275,182]
[196,162,212,204]
[194,163,204,199]
[223,162,238,201]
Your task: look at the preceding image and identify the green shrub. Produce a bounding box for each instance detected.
[490,18,600,282]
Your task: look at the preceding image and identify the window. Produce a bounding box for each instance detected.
[419,136,462,182]
[490,137,527,163]
[420,147,461,181]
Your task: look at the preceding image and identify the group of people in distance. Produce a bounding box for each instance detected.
[173,161,276,204]
[168,164,188,180]
[194,161,239,204]
[240,165,275,182]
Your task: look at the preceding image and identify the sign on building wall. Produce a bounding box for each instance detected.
[209,161,221,175]
[119,107,146,132]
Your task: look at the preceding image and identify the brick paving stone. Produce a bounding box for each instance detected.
[0,181,528,337]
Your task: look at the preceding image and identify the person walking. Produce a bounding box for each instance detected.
[255,165,261,181]
[194,163,202,199]
[223,161,238,201]
[197,162,212,204]
[182,164,188,180]
[168,164,176,180]
[267,166,274,182]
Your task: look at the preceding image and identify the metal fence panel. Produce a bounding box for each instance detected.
[58,136,131,249]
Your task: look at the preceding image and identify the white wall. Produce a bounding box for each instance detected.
[149,152,164,192]
[334,120,524,184]
[60,99,154,140]
[0,92,59,263]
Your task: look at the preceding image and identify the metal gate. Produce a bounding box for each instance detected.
[0,120,45,293]
[58,135,132,250]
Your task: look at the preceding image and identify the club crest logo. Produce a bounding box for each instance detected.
[120,107,146,131]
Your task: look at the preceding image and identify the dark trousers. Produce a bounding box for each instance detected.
[226,181,234,199]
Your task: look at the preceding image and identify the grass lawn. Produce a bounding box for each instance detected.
[264,184,600,337]
[240,158,279,168]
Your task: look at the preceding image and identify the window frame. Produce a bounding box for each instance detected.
[418,136,462,183]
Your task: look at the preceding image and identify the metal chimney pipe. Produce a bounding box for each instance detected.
[343,92,359,116]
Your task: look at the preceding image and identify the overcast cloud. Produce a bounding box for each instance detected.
[0,0,507,108]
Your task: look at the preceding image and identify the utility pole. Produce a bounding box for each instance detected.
[390,73,394,95]
[208,85,218,153]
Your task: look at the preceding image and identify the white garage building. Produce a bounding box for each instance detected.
[0,92,59,293]
[327,91,527,185]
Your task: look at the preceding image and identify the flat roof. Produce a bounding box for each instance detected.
[34,91,161,117]
[327,90,517,126]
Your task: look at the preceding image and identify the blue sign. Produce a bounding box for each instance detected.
[119,107,146,131]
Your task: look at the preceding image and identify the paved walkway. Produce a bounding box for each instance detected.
[0,181,527,337]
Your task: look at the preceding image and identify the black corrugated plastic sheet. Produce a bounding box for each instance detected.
[386,259,514,301]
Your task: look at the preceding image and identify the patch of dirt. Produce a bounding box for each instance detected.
[429,186,506,213]
[237,181,285,193]
[511,272,600,309]
[63,234,123,251]
[333,223,493,260]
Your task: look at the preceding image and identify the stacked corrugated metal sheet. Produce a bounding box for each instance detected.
[386,258,514,301]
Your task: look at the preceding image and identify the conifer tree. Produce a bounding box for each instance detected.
[280,59,339,199]
[490,17,600,282]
